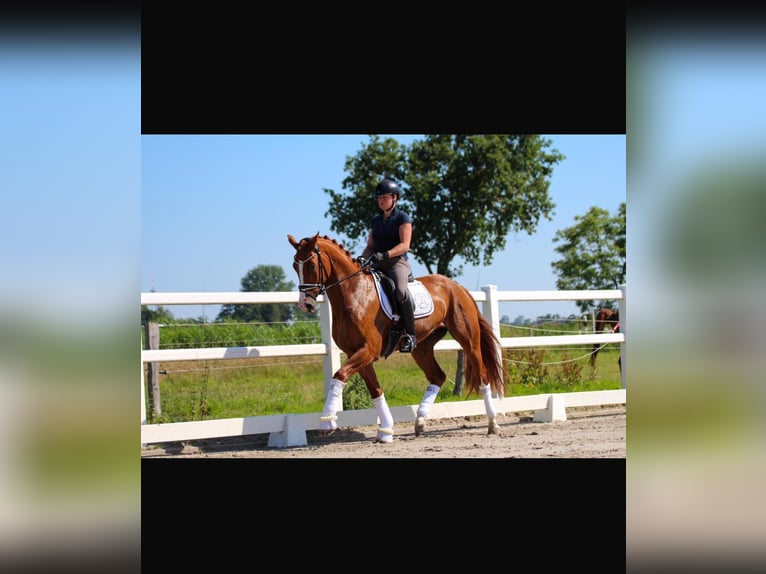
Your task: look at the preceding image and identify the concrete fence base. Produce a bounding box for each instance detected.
[141,389,625,448]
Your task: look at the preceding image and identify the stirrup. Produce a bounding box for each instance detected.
[399,334,416,353]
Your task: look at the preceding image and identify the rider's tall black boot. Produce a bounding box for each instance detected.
[398,292,417,353]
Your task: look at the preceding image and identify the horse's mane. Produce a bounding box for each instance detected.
[315,234,356,265]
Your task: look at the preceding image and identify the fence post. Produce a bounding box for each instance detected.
[145,322,161,418]
[481,284,501,336]
[319,297,342,406]
[481,285,504,397]
[619,284,626,389]
[141,331,147,426]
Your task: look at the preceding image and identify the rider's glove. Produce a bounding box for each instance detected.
[372,251,388,262]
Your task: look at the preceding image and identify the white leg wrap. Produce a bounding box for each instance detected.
[480,384,497,418]
[373,394,394,442]
[416,384,441,418]
[320,378,345,431]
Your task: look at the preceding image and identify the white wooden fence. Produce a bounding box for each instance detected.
[141,285,626,447]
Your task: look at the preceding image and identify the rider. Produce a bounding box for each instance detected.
[358,178,417,353]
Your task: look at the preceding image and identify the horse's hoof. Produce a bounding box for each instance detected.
[375,427,394,443]
[487,419,501,435]
[319,415,338,434]
[415,416,426,437]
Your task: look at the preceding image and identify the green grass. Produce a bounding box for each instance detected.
[144,342,623,424]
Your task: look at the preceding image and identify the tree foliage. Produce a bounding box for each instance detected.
[323,134,564,278]
[215,264,297,323]
[141,305,174,325]
[551,203,626,313]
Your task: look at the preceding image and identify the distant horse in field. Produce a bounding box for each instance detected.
[590,307,621,372]
[288,232,505,443]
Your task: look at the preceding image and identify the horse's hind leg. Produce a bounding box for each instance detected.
[453,326,501,435]
[479,383,500,435]
[410,328,448,437]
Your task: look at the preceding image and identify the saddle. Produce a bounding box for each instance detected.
[369,270,434,358]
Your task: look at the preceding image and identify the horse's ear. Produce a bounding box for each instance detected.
[306,231,320,248]
[287,234,299,250]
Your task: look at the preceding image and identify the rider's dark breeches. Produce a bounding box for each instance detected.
[375,257,411,302]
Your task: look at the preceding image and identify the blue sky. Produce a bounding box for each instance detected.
[1,38,140,323]
[141,134,626,322]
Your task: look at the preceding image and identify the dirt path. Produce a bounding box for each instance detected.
[141,404,625,458]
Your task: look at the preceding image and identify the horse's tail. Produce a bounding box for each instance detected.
[464,314,505,398]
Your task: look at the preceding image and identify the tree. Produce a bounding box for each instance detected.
[324,134,564,277]
[141,305,174,325]
[551,203,626,314]
[324,134,564,393]
[215,264,297,323]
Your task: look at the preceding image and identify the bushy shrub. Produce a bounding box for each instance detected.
[504,348,548,388]
[552,354,583,387]
[342,374,373,410]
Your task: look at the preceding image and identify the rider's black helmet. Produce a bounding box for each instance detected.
[375,179,401,198]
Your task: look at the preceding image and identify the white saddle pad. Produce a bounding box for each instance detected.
[372,273,434,320]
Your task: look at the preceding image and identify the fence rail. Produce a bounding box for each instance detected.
[141,285,626,447]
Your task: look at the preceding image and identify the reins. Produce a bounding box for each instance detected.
[295,245,370,295]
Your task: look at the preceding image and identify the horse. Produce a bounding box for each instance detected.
[590,307,621,371]
[288,232,505,443]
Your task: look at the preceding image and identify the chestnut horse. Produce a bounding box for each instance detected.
[288,233,505,443]
[590,307,621,371]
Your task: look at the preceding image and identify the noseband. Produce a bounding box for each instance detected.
[295,246,328,295]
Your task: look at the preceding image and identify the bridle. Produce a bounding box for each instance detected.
[294,245,369,296]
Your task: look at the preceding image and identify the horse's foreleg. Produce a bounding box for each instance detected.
[321,349,377,435]
[415,384,440,437]
[357,364,394,443]
[480,383,501,435]
[372,394,394,443]
[319,378,345,433]
[410,338,447,437]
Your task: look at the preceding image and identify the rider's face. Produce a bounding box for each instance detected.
[377,193,394,209]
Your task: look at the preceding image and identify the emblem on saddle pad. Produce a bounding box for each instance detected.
[371,272,434,320]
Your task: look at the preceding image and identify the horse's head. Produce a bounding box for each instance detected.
[288,232,324,313]
[288,232,361,313]
[595,307,619,332]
